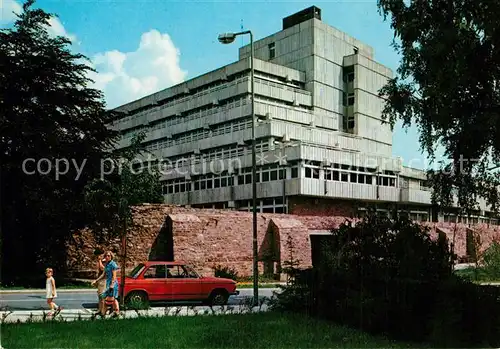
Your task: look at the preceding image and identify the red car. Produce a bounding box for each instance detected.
[119,261,239,306]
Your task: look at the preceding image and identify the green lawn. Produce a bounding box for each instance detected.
[454,267,500,283]
[1,312,426,348]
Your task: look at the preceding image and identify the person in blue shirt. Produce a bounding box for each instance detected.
[92,250,120,318]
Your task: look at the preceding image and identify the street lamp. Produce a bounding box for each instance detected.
[218,30,258,306]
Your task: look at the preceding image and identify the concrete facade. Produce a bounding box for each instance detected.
[109,6,499,225]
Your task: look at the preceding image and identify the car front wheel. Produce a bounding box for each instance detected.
[209,289,229,306]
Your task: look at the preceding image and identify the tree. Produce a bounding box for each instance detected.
[0,0,119,285]
[377,0,500,215]
[84,131,163,305]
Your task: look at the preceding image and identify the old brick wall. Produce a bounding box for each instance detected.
[65,205,184,278]
[65,204,500,278]
[422,222,500,259]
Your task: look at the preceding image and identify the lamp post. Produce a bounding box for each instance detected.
[218,30,258,306]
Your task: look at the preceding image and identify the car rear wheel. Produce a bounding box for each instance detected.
[125,291,149,307]
[209,289,229,306]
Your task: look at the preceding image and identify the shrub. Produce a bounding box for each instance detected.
[268,268,316,314]
[429,277,500,347]
[271,211,500,347]
[482,241,500,280]
[212,264,239,280]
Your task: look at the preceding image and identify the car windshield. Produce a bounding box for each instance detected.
[128,263,145,278]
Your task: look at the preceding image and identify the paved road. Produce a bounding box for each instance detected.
[0,288,278,311]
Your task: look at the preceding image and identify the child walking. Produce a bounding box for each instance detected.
[45,268,63,316]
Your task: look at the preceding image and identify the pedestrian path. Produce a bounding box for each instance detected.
[0,304,270,324]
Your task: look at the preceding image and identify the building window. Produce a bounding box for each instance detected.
[347,93,355,106]
[347,117,356,129]
[291,167,299,178]
[347,72,354,82]
[353,46,359,54]
[268,43,275,59]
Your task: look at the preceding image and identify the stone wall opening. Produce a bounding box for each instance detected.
[149,216,174,261]
[260,222,281,278]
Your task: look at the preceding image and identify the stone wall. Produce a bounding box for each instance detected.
[65,204,500,278]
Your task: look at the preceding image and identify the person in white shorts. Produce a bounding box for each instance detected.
[45,268,63,316]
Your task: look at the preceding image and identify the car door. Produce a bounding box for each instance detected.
[166,265,202,300]
[141,264,167,301]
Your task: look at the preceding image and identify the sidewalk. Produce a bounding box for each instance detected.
[0,304,270,324]
[0,288,93,294]
[0,282,285,294]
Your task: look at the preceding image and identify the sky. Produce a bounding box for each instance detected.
[1,0,443,169]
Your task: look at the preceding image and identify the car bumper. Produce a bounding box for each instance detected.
[231,290,240,296]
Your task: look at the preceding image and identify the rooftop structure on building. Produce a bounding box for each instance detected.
[109,6,499,226]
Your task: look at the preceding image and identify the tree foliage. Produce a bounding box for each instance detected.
[1,0,119,284]
[377,0,500,214]
[0,0,161,285]
[325,211,454,282]
[83,132,163,241]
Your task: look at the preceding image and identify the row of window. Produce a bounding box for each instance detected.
[161,165,294,194]
[145,140,271,170]
[113,64,309,127]
[120,96,248,139]
[112,72,250,126]
[119,70,306,127]
[158,76,248,112]
[143,117,253,151]
[323,169,396,187]
[443,214,499,225]
[254,77,309,96]
[359,210,429,222]
[190,198,287,213]
[237,165,288,185]
[162,174,236,194]
[303,162,396,174]
[121,92,311,141]
[303,163,397,187]
[149,97,249,132]
[239,196,287,213]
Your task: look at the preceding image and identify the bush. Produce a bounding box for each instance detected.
[457,241,500,282]
[430,277,500,347]
[212,264,239,280]
[482,241,500,280]
[269,268,316,314]
[272,212,500,347]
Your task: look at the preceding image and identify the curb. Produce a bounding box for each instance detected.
[0,305,270,324]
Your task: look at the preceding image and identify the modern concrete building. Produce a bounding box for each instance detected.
[109,6,498,225]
